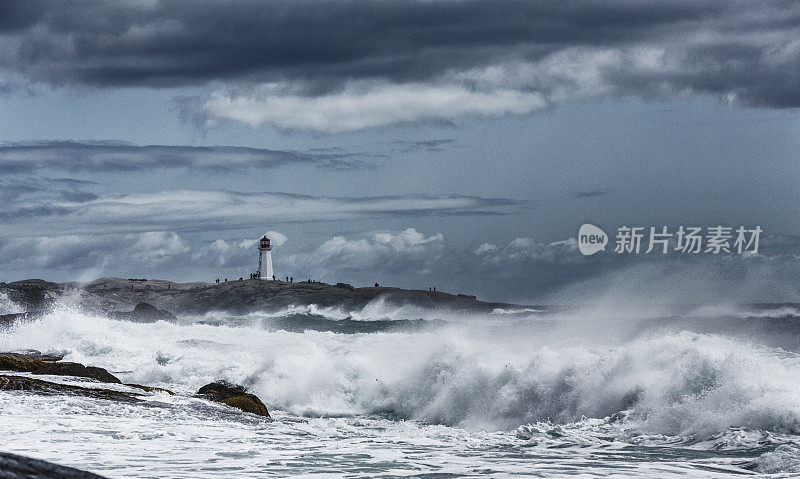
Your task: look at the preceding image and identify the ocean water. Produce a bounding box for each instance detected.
[2,295,800,477]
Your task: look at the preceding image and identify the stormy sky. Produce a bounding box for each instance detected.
[1,0,800,302]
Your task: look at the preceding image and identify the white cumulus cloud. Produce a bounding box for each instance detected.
[307,228,444,274]
[201,82,546,133]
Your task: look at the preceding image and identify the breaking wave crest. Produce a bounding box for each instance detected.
[3,298,800,455]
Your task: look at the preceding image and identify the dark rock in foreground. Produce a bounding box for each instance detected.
[197,381,270,417]
[0,451,106,479]
[0,353,121,384]
[109,301,177,323]
[0,352,176,394]
[9,350,66,362]
[0,375,141,403]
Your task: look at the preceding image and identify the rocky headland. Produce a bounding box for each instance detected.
[0,277,518,319]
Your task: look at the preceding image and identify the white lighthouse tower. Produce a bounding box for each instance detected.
[257,235,273,280]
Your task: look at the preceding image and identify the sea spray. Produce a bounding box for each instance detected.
[0,291,25,315]
[3,301,800,438]
[4,299,800,475]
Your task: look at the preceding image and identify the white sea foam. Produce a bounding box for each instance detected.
[2,300,800,476]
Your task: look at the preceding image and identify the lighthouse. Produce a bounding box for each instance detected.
[257,235,273,280]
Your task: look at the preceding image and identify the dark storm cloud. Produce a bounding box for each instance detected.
[0,189,521,237]
[0,176,98,201]
[0,141,365,173]
[0,1,680,84]
[0,1,799,109]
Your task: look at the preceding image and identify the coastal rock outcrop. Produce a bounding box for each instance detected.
[0,353,121,384]
[109,302,177,323]
[0,352,176,394]
[0,375,141,403]
[197,381,270,417]
[0,451,107,479]
[7,277,518,316]
[1,279,60,310]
